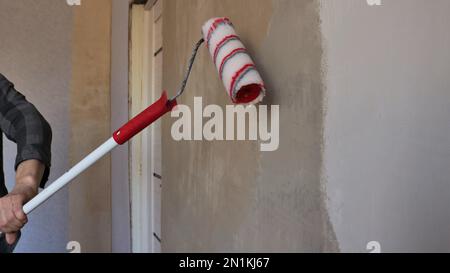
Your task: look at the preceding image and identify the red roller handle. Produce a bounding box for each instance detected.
[113,91,177,145]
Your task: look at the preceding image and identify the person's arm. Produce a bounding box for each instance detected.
[12,160,46,203]
[0,74,52,245]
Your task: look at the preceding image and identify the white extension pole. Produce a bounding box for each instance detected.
[0,139,117,238]
[23,138,118,215]
[0,91,176,239]
[0,138,116,240]
[23,91,176,215]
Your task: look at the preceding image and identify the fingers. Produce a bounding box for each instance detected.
[0,194,27,234]
[5,232,18,245]
[12,199,28,225]
[0,207,22,232]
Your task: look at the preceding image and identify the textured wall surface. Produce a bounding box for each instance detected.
[0,0,72,252]
[162,0,337,252]
[321,0,450,252]
[69,0,112,253]
[111,0,131,253]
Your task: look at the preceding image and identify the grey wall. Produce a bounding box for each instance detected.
[162,0,337,252]
[0,0,72,252]
[111,0,131,253]
[321,0,450,252]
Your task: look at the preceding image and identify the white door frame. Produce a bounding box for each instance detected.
[129,1,163,253]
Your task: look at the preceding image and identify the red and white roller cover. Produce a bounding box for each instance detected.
[202,17,266,105]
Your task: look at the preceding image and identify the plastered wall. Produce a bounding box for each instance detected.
[162,0,338,252]
[321,0,450,252]
[111,0,131,253]
[69,0,112,253]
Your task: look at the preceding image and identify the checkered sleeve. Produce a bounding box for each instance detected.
[0,74,52,188]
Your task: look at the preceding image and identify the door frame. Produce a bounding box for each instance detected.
[129,1,163,253]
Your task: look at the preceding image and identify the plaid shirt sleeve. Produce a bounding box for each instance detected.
[0,74,52,188]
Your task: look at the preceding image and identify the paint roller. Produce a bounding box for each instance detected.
[0,17,266,251]
[202,17,265,105]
